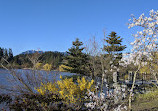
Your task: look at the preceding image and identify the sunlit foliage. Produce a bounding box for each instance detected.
[35,63,43,70]
[43,63,52,71]
[35,76,94,104]
[59,64,73,72]
[140,53,158,74]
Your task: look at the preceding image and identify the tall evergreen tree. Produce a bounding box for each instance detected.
[4,48,8,59]
[103,32,126,83]
[8,48,13,62]
[0,47,4,61]
[104,31,126,66]
[63,38,89,74]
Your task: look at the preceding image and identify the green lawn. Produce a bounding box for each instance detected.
[132,89,158,111]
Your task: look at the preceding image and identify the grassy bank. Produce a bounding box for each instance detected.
[132,89,158,111]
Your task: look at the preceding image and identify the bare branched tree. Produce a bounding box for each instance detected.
[26,52,42,70]
[85,36,102,79]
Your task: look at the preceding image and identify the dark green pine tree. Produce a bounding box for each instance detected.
[104,31,126,66]
[63,38,89,74]
[4,48,8,59]
[8,48,13,62]
[0,47,4,61]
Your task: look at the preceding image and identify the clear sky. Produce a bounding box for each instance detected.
[0,0,158,55]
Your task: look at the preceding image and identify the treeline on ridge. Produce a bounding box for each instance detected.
[0,48,65,70]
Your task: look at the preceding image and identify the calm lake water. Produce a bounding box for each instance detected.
[0,68,76,94]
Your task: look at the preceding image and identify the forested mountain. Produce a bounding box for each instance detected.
[13,51,65,69]
[0,47,65,70]
[39,51,64,69]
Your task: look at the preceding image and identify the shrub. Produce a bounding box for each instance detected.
[43,63,52,71]
[35,76,95,105]
[35,63,43,70]
[9,93,62,111]
[59,64,73,72]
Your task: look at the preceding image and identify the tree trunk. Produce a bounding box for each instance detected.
[128,65,140,110]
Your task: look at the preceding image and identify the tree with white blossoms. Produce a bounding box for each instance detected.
[85,9,158,111]
[124,9,158,110]
[85,85,128,111]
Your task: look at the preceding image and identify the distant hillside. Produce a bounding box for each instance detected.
[21,50,67,55]
[13,50,66,69]
[21,50,44,54]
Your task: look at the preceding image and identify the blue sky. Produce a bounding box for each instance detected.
[0,0,158,55]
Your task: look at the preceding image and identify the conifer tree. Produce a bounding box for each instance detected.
[104,31,126,66]
[63,38,89,74]
[4,48,8,59]
[0,47,4,61]
[103,32,126,83]
[8,48,13,62]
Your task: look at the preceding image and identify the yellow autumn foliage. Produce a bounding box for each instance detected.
[35,76,94,104]
[35,63,43,70]
[59,64,73,72]
[43,63,52,71]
